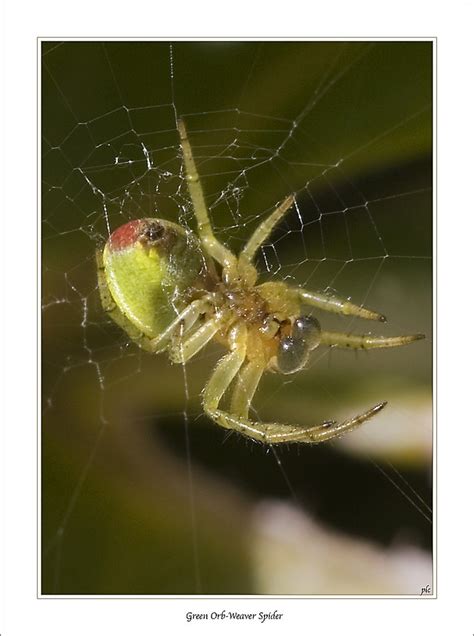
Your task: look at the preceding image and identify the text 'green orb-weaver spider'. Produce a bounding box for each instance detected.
[96,119,424,445]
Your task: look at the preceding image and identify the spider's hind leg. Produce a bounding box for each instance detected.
[230,360,265,419]
[201,323,248,418]
[201,320,389,445]
[207,399,387,446]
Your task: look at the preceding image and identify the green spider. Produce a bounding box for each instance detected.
[96,119,424,445]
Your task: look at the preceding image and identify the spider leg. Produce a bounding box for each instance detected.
[238,194,295,275]
[202,321,388,444]
[297,287,386,322]
[230,360,265,418]
[177,119,238,279]
[148,297,213,354]
[202,323,248,417]
[320,330,425,350]
[208,401,387,445]
[169,317,221,363]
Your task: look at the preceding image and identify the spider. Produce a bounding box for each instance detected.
[96,119,424,445]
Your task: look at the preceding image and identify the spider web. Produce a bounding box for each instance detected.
[41,40,433,596]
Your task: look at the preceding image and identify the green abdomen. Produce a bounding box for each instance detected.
[103,219,207,339]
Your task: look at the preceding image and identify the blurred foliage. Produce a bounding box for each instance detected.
[42,41,432,595]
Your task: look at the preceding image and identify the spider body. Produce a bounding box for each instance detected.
[97,119,424,445]
[210,280,299,370]
[99,218,210,345]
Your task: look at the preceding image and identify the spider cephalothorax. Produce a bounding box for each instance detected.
[97,119,424,445]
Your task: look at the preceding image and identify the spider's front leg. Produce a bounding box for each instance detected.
[293,286,425,350]
[202,322,387,445]
[320,330,425,349]
[296,287,387,322]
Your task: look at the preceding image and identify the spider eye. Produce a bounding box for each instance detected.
[142,221,165,242]
[277,336,309,375]
[292,315,322,350]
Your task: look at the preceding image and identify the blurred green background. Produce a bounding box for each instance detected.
[42,41,432,595]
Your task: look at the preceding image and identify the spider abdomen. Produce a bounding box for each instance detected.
[101,218,209,339]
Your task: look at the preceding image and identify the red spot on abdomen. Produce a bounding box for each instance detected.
[108,219,143,251]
